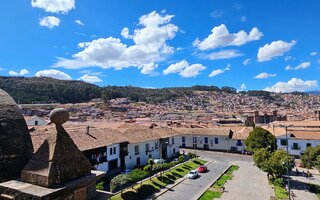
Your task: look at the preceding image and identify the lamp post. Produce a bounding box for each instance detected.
[280,123,293,200]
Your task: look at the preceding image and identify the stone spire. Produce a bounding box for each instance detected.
[0,89,33,182]
[21,108,91,188]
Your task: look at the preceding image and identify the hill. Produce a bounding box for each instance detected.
[0,76,101,104]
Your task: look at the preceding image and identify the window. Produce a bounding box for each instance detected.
[145,143,150,152]
[135,145,139,155]
[109,159,118,171]
[306,143,312,148]
[35,121,38,126]
[204,137,208,144]
[172,138,175,145]
[236,140,242,146]
[173,148,176,154]
[292,143,299,150]
[215,138,219,144]
[280,139,287,146]
[113,147,116,154]
[193,137,197,143]
[110,148,113,155]
[182,136,185,142]
[155,141,159,149]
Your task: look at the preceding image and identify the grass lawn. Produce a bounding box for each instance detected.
[199,165,239,200]
[274,184,288,200]
[111,159,206,200]
[199,190,222,200]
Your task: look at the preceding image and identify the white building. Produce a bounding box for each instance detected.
[265,121,320,157]
[175,127,251,153]
[122,127,180,169]
[277,131,320,157]
[25,116,48,126]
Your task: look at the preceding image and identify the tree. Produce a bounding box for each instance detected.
[148,158,154,170]
[301,145,320,169]
[245,127,276,152]
[253,148,294,179]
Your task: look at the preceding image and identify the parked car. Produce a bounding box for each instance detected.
[197,165,207,173]
[187,170,199,179]
[154,158,166,164]
[121,169,132,174]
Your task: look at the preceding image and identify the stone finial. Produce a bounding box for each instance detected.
[21,108,91,188]
[49,108,69,125]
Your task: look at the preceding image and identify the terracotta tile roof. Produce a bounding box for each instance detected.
[30,125,127,152]
[288,130,320,140]
[232,127,253,140]
[271,121,320,127]
[173,128,232,136]
[121,127,181,144]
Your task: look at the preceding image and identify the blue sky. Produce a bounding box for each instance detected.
[0,0,320,92]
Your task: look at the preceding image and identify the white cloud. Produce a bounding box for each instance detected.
[295,62,311,70]
[243,58,251,65]
[254,72,276,79]
[163,60,206,77]
[8,69,29,76]
[240,83,246,91]
[205,49,243,60]
[75,19,84,26]
[54,11,179,75]
[39,16,60,29]
[257,40,296,62]
[284,56,295,61]
[121,27,132,39]
[285,62,311,70]
[240,16,246,22]
[31,0,75,14]
[208,64,230,77]
[35,69,72,80]
[193,24,263,50]
[310,52,318,56]
[79,74,102,83]
[285,65,292,70]
[210,10,224,18]
[265,78,318,93]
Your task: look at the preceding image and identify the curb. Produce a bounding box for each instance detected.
[193,163,231,200]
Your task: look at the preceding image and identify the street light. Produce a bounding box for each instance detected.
[279,123,293,200]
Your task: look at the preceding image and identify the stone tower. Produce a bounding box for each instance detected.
[0,89,33,182]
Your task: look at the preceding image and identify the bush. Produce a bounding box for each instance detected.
[273,178,284,186]
[152,164,163,172]
[96,181,104,190]
[144,165,151,172]
[110,174,132,193]
[188,152,196,158]
[128,169,148,182]
[178,155,185,163]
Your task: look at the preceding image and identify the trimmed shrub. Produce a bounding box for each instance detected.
[96,181,104,190]
[178,155,185,163]
[273,178,284,186]
[110,174,131,193]
[128,169,148,182]
[144,165,151,172]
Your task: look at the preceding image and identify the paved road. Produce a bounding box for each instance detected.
[289,176,317,200]
[157,159,230,200]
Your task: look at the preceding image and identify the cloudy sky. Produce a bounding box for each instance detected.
[0,0,320,92]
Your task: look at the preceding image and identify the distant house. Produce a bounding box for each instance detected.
[25,116,47,126]
[266,121,320,157]
[175,127,252,153]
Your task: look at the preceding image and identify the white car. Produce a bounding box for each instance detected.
[187,170,199,179]
[154,159,166,164]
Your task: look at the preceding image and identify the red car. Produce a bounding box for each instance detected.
[198,165,207,173]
